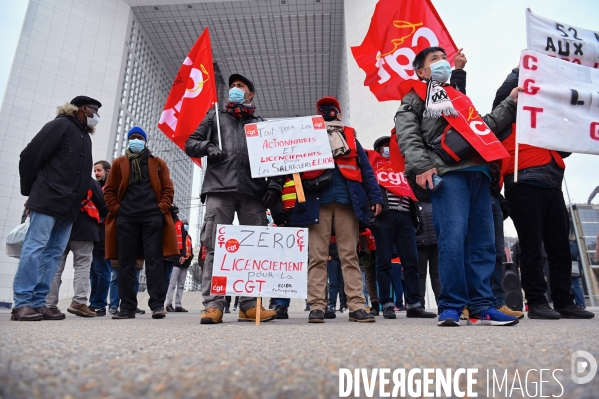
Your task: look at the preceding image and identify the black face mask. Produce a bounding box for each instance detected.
[317,105,339,122]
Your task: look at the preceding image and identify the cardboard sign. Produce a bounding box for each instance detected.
[516,49,599,155]
[526,9,599,68]
[210,224,308,298]
[244,116,335,178]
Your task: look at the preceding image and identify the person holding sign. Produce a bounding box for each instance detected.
[395,47,521,327]
[185,73,284,324]
[292,97,383,323]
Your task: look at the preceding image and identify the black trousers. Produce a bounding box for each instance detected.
[116,212,165,312]
[506,184,574,309]
[417,244,441,307]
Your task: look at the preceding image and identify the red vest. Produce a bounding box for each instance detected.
[185,235,193,260]
[501,123,565,177]
[81,189,100,223]
[175,220,184,250]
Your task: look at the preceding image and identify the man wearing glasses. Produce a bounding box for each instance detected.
[13,96,101,321]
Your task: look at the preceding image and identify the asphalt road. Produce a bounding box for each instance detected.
[1,308,598,399]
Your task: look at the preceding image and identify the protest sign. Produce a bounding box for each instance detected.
[210,224,308,299]
[526,9,599,68]
[516,49,599,155]
[244,116,334,178]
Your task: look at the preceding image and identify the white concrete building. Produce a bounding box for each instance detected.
[1,0,441,308]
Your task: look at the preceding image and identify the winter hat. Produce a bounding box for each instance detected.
[70,96,102,108]
[127,126,147,142]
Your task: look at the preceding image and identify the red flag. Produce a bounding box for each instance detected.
[351,0,458,101]
[158,28,217,167]
[366,149,417,201]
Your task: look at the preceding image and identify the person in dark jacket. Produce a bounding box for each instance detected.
[415,201,441,308]
[185,73,283,324]
[494,68,594,320]
[46,179,108,318]
[12,96,101,321]
[89,160,112,316]
[166,216,192,313]
[292,97,383,323]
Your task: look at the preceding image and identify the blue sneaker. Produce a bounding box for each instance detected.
[467,307,519,326]
[437,309,460,326]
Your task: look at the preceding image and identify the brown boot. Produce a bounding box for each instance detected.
[200,308,223,324]
[497,305,524,319]
[11,306,43,321]
[67,302,96,317]
[34,306,65,320]
[238,306,276,322]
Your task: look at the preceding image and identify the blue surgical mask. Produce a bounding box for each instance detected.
[128,139,146,153]
[430,60,451,83]
[184,224,189,231]
[382,147,390,159]
[229,87,246,104]
[267,215,273,224]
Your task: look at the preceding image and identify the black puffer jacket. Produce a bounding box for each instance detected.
[416,201,437,247]
[19,104,94,222]
[186,109,283,202]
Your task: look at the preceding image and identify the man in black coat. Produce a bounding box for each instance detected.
[12,96,101,321]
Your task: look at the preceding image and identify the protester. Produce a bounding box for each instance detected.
[166,220,193,313]
[569,236,585,308]
[415,201,441,308]
[163,205,183,299]
[367,136,435,319]
[108,260,144,314]
[358,228,379,316]
[395,47,520,326]
[104,126,179,320]
[186,73,283,324]
[326,233,345,319]
[494,67,594,320]
[89,160,112,316]
[13,96,100,321]
[293,96,383,323]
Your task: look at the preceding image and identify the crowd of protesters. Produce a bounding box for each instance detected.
[11,46,596,326]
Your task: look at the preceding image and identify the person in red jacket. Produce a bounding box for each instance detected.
[494,68,593,320]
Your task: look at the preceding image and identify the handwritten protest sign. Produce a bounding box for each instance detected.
[244,116,334,178]
[516,49,599,155]
[210,224,308,299]
[526,9,599,68]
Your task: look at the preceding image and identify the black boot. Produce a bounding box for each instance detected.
[369,302,380,316]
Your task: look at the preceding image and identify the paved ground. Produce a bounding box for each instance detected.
[1,306,598,399]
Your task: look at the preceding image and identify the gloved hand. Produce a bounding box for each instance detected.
[206,144,227,163]
[273,212,287,227]
[262,188,280,210]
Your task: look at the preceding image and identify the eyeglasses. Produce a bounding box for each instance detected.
[86,105,100,116]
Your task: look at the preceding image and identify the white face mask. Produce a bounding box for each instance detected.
[87,113,100,127]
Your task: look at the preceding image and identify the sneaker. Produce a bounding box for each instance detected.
[34,306,65,320]
[135,308,145,315]
[382,306,396,319]
[108,307,118,314]
[406,306,437,318]
[527,303,561,320]
[238,306,276,322]
[152,309,166,319]
[555,304,595,319]
[438,309,460,327]
[232,306,237,312]
[175,306,188,312]
[274,305,289,319]
[67,302,96,317]
[394,306,406,312]
[165,304,175,312]
[497,305,524,319]
[224,307,230,314]
[467,307,519,326]
[308,309,325,323]
[460,308,469,320]
[112,309,135,319]
[200,308,223,324]
[349,309,375,323]
[324,308,337,319]
[304,304,310,311]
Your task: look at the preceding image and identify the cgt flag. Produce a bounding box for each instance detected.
[158,27,217,167]
[351,0,458,101]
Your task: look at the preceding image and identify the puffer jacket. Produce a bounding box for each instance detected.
[19,104,94,221]
[395,75,516,179]
[415,201,437,247]
[185,109,283,202]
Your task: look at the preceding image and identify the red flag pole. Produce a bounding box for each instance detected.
[214,102,222,151]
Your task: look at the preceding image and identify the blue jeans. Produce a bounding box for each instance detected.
[361,270,370,307]
[371,210,421,309]
[12,211,73,309]
[390,262,404,307]
[89,249,112,309]
[430,171,495,315]
[274,298,291,308]
[327,257,347,309]
[571,277,585,307]
[490,196,506,307]
[109,267,140,309]
[163,259,174,292]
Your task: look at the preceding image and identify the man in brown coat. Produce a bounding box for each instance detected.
[104,126,179,319]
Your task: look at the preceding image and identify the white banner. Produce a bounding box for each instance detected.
[210,224,308,298]
[526,9,599,68]
[516,49,599,155]
[244,116,334,178]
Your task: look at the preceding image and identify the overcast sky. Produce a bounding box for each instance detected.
[1,0,598,238]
